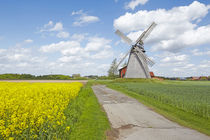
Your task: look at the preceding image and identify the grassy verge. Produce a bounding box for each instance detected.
[98,80,210,136]
[68,82,110,140]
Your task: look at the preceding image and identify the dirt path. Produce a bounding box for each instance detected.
[92,85,210,140]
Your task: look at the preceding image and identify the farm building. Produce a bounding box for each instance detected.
[191,77,200,80]
[119,66,155,78]
[150,72,155,78]
[119,66,127,78]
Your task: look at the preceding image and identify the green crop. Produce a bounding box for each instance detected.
[111,80,210,119]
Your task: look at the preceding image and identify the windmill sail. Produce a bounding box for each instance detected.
[136,47,155,66]
[116,50,130,68]
[115,30,133,45]
[135,22,157,44]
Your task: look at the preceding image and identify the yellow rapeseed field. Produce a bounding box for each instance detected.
[0,82,83,139]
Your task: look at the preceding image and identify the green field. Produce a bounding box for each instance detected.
[69,82,110,140]
[101,79,210,135]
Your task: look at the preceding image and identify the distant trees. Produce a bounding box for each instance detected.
[72,74,81,79]
[199,76,208,81]
[0,74,72,80]
[0,74,36,80]
[108,58,118,78]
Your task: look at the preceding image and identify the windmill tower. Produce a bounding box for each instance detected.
[115,22,157,78]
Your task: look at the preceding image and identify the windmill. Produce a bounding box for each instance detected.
[115,22,157,78]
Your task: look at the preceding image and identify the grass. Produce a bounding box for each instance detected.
[97,79,210,136]
[68,82,110,140]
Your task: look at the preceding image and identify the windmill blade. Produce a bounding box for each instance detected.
[116,50,130,68]
[139,51,155,66]
[147,57,155,66]
[135,47,155,67]
[115,29,133,45]
[136,22,157,44]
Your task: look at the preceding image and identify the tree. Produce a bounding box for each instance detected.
[72,74,81,79]
[108,58,118,78]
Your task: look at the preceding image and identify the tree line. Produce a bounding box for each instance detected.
[0,74,73,80]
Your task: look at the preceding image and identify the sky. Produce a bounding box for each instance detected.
[0,0,210,77]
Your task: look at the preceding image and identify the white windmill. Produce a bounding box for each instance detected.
[115,22,157,78]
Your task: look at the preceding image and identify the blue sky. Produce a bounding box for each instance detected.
[0,0,210,77]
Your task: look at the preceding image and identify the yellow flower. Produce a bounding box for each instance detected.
[65,126,70,132]
[8,137,14,140]
[0,82,82,139]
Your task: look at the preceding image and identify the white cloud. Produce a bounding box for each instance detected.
[56,31,70,38]
[49,22,63,31]
[58,56,82,63]
[44,21,53,28]
[40,21,63,32]
[40,35,113,60]
[72,10,83,15]
[160,53,188,63]
[39,21,70,39]
[0,48,47,73]
[91,49,114,59]
[0,49,6,54]
[15,39,34,47]
[85,37,111,52]
[40,41,81,53]
[114,1,210,52]
[125,0,148,10]
[71,33,87,41]
[24,39,33,43]
[38,35,114,76]
[191,48,210,56]
[192,49,203,56]
[72,10,99,26]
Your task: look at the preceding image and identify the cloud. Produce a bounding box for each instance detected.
[40,35,113,60]
[0,48,46,73]
[72,10,99,26]
[44,21,53,28]
[198,60,210,68]
[71,33,87,41]
[160,54,188,63]
[40,21,63,32]
[125,0,148,10]
[49,22,63,31]
[40,41,81,54]
[37,35,114,75]
[72,10,83,15]
[56,31,70,38]
[191,49,210,56]
[91,49,114,59]
[39,21,69,39]
[15,39,34,47]
[24,39,33,43]
[85,37,111,52]
[114,1,210,52]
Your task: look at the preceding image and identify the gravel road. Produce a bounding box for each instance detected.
[92,85,210,140]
